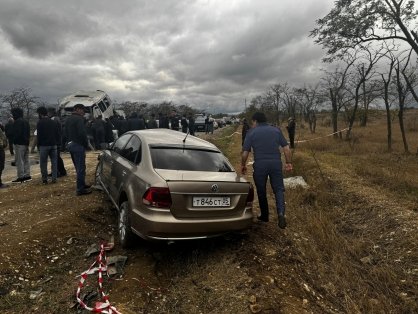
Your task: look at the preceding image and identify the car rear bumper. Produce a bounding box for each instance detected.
[131,207,253,241]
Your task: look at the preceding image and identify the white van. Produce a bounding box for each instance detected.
[58,90,114,120]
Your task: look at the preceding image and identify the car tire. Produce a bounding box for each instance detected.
[119,201,135,248]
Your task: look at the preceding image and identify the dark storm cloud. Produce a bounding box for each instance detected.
[0,0,334,112]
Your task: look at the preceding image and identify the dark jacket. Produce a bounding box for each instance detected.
[147,118,158,129]
[5,121,14,140]
[51,116,63,146]
[65,113,88,148]
[170,116,180,130]
[37,117,59,146]
[12,118,30,146]
[128,117,146,130]
[159,115,169,129]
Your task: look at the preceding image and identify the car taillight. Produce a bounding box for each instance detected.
[246,184,254,205]
[143,187,172,209]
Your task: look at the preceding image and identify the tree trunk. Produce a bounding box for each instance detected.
[330,89,339,138]
[346,85,361,140]
[384,101,392,152]
[398,107,409,153]
[360,79,368,127]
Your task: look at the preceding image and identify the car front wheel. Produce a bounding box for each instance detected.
[119,201,135,248]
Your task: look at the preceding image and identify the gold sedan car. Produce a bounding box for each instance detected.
[95,129,254,246]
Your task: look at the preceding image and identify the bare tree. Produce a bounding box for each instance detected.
[394,50,416,153]
[345,45,385,139]
[380,50,398,151]
[0,87,39,122]
[269,84,283,124]
[295,84,321,133]
[320,59,355,137]
[311,0,418,58]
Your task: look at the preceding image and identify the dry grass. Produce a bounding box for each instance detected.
[284,109,418,313]
[208,113,418,313]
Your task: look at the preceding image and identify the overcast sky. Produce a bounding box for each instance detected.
[0,0,334,113]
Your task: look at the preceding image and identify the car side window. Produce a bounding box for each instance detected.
[112,134,132,155]
[120,135,142,164]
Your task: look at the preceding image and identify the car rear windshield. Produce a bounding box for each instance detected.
[150,147,233,172]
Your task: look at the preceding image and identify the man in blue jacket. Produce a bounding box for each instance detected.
[241,112,293,229]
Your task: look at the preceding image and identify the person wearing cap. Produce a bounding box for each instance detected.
[241,112,293,229]
[286,117,296,149]
[65,104,91,196]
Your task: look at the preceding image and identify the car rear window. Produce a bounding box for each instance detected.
[150,147,233,172]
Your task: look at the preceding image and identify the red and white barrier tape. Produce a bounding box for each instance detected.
[76,243,121,314]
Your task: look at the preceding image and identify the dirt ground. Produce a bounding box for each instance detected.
[0,122,417,314]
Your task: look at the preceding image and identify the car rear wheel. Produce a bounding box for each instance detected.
[119,201,135,248]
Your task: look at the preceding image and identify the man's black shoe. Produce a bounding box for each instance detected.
[257,216,269,222]
[42,180,48,185]
[57,172,67,178]
[84,184,92,189]
[77,189,92,196]
[278,215,287,229]
[11,178,24,183]
[22,176,32,182]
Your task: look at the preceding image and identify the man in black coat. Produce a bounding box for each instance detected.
[188,114,195,136]
[286,117,296,149]
[5,117,14,155]
[65,104,91,196]
[48,107,67,177]
[37,106,59,184]
[170,110,180,131]
[158,112,169,129]
[11,107,31,183]
[180,115,188,133]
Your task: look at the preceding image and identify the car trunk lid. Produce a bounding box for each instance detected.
[155,169,250,219]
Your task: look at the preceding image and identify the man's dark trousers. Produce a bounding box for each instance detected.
[68,142,86,193]
[253,159,285,219]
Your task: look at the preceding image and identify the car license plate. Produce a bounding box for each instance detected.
[193,196,230,207]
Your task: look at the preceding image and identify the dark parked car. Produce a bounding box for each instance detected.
[95,129,254,246]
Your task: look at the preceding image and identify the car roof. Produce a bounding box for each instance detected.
[59,90,108,108]
[129,129,219,150]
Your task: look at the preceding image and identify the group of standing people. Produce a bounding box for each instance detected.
[111,110,196,137]
[0,107,68,188]
[205,115,215,134]
[241,113,296,230]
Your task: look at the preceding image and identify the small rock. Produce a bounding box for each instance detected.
[249,295,257,304]
[249,304,262,313]
[360,255,373,264]
[29,288,43,300]
[265,276,274,284]
[302,299,308,307]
